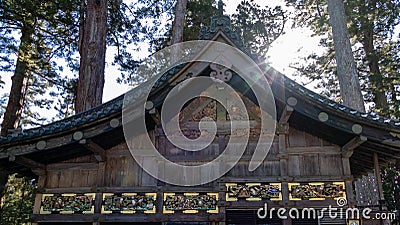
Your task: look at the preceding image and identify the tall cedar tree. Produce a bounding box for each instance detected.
[326,0,365,112]
[0,0,140,130]
[171,0,188,45]
[0,22,33,136]
[0,0,138,219]
[0,0,81,135]
[1,1,37,136]
[286,0,400,117]
[286,0,400,212]
[75,0,108,113]
[170,0,187,62]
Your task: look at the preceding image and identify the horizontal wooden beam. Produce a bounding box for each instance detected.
[287,146,340,155]
[9,155,46,176]
[0,119,116,160]
[9,155,46,170]
[221,175,348,183]
[368,141,400,152]
[355,144,400,160]
[46,163,99,171]
[342,136,367,158]
[32,213,223,223]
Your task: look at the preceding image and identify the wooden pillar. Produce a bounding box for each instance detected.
[278,106,291,225]
[156,191,164,219]
[373,153,389,225]
[96,161,106,188]
[94,155,106,216]
[342,157,356,207]
[218,189,226,225]
[33,174,46,212]
[278,106,291,206]
[32,174,46,225]
[373,153,385,203]
[341,136,366,207]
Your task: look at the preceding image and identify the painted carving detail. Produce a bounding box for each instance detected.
[178,99,216,123]
[289,182,345,200]
[102,193,156,214]
[163,193,218,213]
[40,193,95,214]
[226,183,282,201]
[191,100,217,122]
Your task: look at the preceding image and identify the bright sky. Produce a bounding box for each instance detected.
[101,0,324,102]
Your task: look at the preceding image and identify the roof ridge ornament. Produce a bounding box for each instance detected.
[198,0,251,55]
[218,0,224,16]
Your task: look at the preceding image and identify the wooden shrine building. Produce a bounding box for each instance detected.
[0,5,399,225]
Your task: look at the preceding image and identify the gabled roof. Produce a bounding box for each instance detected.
[1,11,400,177]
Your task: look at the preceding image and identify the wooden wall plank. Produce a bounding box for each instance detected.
[46,171,60,188]
[319,155,343,176]
[288,127,307,147]
[300,154,320,176]
[58,170,73,188]
[288,155,300,176]
[140,156,157,186]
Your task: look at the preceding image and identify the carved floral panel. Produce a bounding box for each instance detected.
[163,193,218,214]
[226,183,282,201]
[40,193,95,214]
[102,193,156,214]
[289,182,346,200]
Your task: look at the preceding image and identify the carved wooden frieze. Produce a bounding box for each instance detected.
[177,98,216,123]
[102,193,156,214]
[163,193,218,214]
[289,182,346,200]
[225,183,282,201]
[40,193,95,214]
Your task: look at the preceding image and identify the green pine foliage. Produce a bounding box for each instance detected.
[286,0,400,118]
[232,0,286,56]
[0,175,36,225]
[0,0,81,125]
[381,161,400,222]
[117,0,288,84]
[0,0,142,125]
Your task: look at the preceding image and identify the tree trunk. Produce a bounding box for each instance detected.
[171,0,187,45]
[75,0,107,113]
[170,0,187,60]
[327,0,366,112]
[78,0,86,56]
[1,24,34,136]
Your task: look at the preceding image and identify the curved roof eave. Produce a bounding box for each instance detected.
[1,63,400,148]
